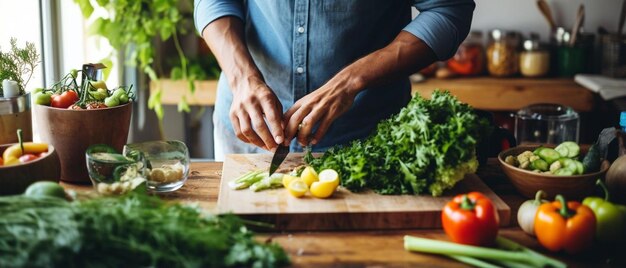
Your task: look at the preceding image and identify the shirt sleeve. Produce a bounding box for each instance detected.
[194,0,245,35]
[404,0,475,60]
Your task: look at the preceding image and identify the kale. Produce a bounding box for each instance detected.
[307,90,491,196]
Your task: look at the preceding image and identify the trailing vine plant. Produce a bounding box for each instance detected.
[73,0,194,120]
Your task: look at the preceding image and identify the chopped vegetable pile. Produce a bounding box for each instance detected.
[306,90,491,196]
[0,194,289,267]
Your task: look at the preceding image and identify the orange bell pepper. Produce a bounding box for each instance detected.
[534,195,596,254]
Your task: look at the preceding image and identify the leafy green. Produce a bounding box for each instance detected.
[0,194,289,267]
[306,90,491,196]
[0,38,40,96]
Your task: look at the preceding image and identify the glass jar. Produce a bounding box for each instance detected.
[519,37,550,77]
[447,31,485,76]
[515,104,580,145]
[486,30,519,77]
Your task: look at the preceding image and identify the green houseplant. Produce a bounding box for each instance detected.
[0,38,40,144]
[74,0,219,122]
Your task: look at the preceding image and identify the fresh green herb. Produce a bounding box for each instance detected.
[306,90,491,196]
[0,38,40,96]
[0,193,289,267]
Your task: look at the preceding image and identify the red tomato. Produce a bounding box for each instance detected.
[19,154,39,163]
[51,90,79,108]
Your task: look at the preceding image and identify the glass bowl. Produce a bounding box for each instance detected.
[123,140,190,193]
[85,144,147,195]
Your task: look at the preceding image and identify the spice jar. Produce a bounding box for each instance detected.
[486,30,519,77]
[447,31,485,76]
[519,37,550,77]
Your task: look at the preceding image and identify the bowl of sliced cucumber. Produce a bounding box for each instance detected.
[498,141,610,200]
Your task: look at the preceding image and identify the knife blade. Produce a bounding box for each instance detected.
[269,144,290,176]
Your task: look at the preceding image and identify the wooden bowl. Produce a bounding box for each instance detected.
[498,145,610,200]
[33,103,132,183]
[0,144,61,195]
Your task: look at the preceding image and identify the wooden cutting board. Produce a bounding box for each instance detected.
[217,154,510,231]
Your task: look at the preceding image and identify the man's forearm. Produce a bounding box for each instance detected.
[334,31,437,96]
[202,16,263,92]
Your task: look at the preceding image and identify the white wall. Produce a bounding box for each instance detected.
[471,0,623,41]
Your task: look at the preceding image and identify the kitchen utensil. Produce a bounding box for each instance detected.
[0,144,61,195]
[268,144,289,176]
[498,145,610,200]
[569,4,585,46]
[537,0,556,31]
[218,153,510,231]
[515,103,579,145]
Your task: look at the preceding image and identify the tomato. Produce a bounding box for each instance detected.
[34,92,52,105]
[91,88,108,101]
[0,156,3,166]
[70,69,78,79]
[51,90,79,108]
[19,154,39,163]
[104,96,120,107]
[32,87,44,94]
[118,92,129,104]
[112,88,126,98]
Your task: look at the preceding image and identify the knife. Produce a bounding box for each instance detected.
[269,144,290,176]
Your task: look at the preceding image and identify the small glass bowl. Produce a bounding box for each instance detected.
[85,145,148,195]
[123,140,190,193]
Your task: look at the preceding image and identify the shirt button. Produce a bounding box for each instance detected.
[296,67,304,74]
[297,26,305,33]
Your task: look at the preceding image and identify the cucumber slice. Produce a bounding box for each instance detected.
[554,168,575,176]
[533,147,545,156]
[555,141,580,158]
[555,145,569,158]
[559,158,579,172]
[536,148,560,164]
[530,159,549,171]
[574,160,585,175]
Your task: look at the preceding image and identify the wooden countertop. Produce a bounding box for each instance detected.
[151,77,597,112]
[62,159,623,267]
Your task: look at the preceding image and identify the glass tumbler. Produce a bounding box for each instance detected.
[515,104,580,145]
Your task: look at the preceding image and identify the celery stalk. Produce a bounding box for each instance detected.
[447,255,500,268]
[228,170,265,190]
[404,236,566,268]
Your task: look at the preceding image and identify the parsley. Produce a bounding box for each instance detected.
[307,90,491,196]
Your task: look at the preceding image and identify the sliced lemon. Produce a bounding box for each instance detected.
[300,166,319,187]
[310,180,337,199]
[282,175,300,188]
[318,169,340,188]
[287,179,308,198]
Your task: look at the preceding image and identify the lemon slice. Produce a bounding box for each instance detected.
[287,179,308,198]
[300,166,319,187]
[318,169,340,188]
[282,175,299,188]
[310,180,337,199]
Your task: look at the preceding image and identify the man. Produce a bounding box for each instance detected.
[195,1,475,160]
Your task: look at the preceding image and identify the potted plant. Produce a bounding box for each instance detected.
[73,0,219,125]
[33,64,134,182]
[0,38,39,144]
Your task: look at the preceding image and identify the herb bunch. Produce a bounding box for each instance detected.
[306,90,491,196]
[0,38,40,96]
[0,194,289,267]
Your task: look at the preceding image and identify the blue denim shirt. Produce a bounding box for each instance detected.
[195,0,475,151]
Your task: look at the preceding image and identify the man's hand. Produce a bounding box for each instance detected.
[283,75,359,146]
[202,17,285,150]
[230,78,284,150]
[283,32,436,146]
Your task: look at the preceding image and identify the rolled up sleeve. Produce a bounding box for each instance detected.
[404,0,475,60]
[194,0,245,35]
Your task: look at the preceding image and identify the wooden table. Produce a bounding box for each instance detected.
[62,159,624,267]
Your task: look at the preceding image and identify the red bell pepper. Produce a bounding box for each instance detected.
[442,192,499,246]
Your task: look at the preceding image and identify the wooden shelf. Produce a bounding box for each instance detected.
[152,77,597,112]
